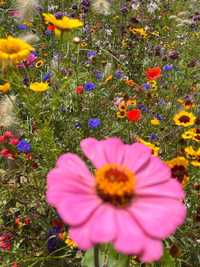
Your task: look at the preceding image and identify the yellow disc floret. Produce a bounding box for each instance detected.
[95,163,135,207]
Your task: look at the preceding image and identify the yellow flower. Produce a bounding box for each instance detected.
[116,110,127,119]
[30,82,49,92]
[0,80,10,93]
[118,101,127,112]
[35,60,44,68]
[43,13,83,31]
[181,129,195,140]
[184,146,197,158]
[138,138,159,156]
[166,157,189,187]
[0,36,34,64]
[173,111,196,127]
[64,235,77,249]
[126,99,137,107]
[151,118,160,126]
[129,27,148,38]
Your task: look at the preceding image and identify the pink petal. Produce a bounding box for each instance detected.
[135,179,185,200]
[56,153,94,185]
[80,137,125,168]
[69,221,93,250]
[135,156,171,189]
[123,143,151,173]
[90,204,116,243]
[113,209,144,255]
[56,193,102,226]
[139,239,163,263]
[128,197,186,239]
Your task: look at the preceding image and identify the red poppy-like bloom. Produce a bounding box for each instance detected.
[75,85,84,94]
[0,232,12,251]
[146,67,161,80]
[127,109,141,122]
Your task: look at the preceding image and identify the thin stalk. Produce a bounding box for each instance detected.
[94,246,100,267]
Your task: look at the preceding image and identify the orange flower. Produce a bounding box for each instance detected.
[145,67,161,80]
[124,79,136,87]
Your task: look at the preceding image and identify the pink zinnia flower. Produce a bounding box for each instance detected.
[46,137,186,263]
[0,232,12,251]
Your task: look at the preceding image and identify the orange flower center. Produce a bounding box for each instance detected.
[95,163,135,207]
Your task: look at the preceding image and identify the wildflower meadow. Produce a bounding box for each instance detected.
[0,0,200,266]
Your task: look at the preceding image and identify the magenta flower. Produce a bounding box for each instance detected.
[46,138,186,263]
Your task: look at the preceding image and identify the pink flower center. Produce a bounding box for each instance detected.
[95,163,135,207]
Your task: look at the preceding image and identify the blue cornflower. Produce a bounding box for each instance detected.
[143,83,150,90]
[84,82,96,91]
[156,114,164,121]
[137,104,149,113]
[115,70,124,79]
[163,65,173,71]
[88,118,101,129]
[16,139,31,153]
[148,133,158,141]
[43,72,52,82]
[95,71,103,80]
[18,24,27,30]
[87,50,97,59]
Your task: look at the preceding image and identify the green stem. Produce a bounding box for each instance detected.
[94,246,100,267]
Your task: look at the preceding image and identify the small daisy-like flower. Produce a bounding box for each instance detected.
[43,13,83,31]
[0,80,10,93]
[116,110,127,119]
[184,146,197,159]
[151,118,160,126]
[118,100,127,112]
[35,59,44,68]
[166,157,189,187]
[30,82,49,92]
[182,129,195,140]
[0,36,34,65]
[129,27,148,38]
[173,111,196,127]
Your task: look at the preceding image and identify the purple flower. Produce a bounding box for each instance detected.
[17,139,31,153]
[88,118,101,129]
[143,83,150,90]
[163,65,173,71]
[115,70,124,79]
[17,24,28,30]
[87,50,97,59]
[84,82,96,91]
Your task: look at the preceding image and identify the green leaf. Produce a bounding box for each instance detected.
[160,248,176,267]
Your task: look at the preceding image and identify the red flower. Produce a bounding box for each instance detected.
[0,148,14,159]
[9,137,19,145]
[47,25,56,31]
[0,135,5,143]
[145,67,161,80]
[75,85,84,94]
[127,109,141,122]
[0,233,12,251]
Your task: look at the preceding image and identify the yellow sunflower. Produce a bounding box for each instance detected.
[137,138,159,156]
[182,128,195,140]
[30,82,49,92]
[118,100,127,112]
[166,157,189,187]
[192,128,200,143]
[0,36,34,64]
[173,111,196,127]
[0,80,10,93]
[43,13,83,31]
[184,146,197,158]
[116,110,127,119]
